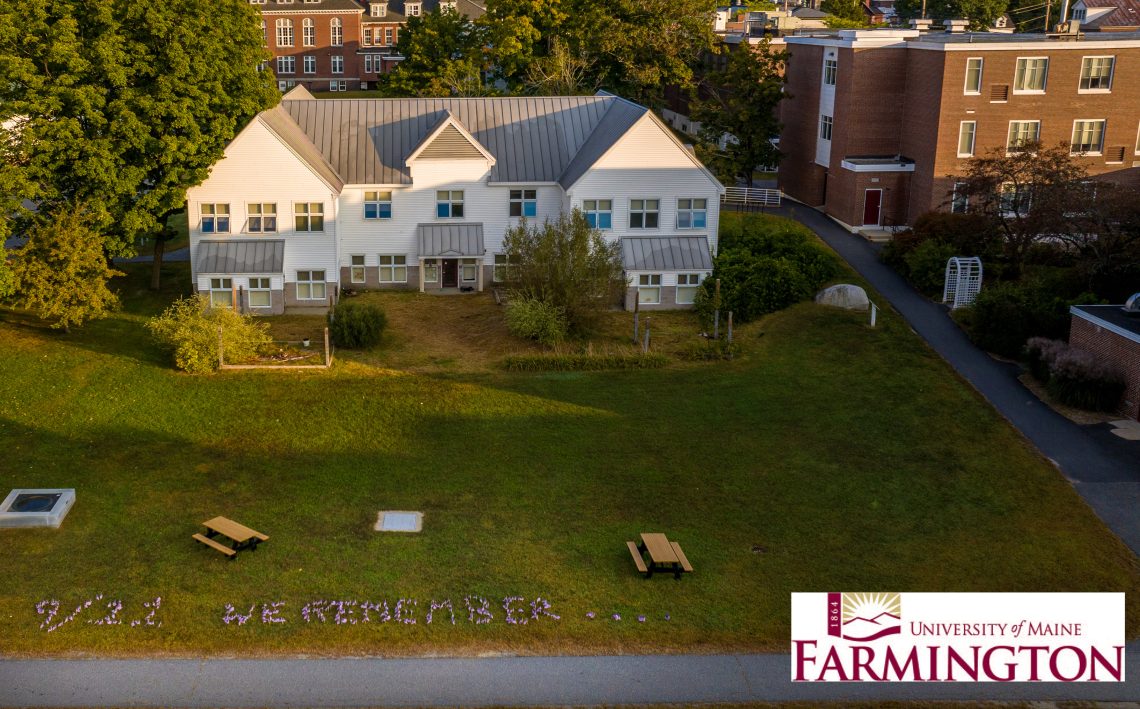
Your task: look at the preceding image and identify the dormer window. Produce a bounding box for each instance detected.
[407,2,421,16]
[440,0,457,11]
[371,2,387,17]
[249,0,267,5]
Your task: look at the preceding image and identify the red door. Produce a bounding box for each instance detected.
[862,189,882,226]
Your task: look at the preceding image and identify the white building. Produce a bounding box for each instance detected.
[187,87,724,313]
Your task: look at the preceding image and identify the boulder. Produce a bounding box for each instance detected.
[815,284,869,311]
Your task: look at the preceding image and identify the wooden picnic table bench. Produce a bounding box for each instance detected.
[627,533,693,579]
[193,516,269,559]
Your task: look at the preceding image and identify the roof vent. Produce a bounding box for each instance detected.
[1124,292,1140,314]
[944,18,969,32]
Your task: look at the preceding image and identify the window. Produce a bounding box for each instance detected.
[509,189,537,218]
[364,191,392,219]
[676,198,707,229]
[822,58,837,86]
[423,259,439,282]
[1014,57,1048,92]
[493,253,517,283]
[819,115,833,141]
[583,199,612,229]
[385,28,393,44]
[1072,7,1087,20]
[248,278,272,308]
[294,202,324,231]
[247,203,277,233]
[436,190,464,218]
[363,28,373,46]
[637,274,661,304]
[329,80,346,92]
[331,55,344,74]
[407,2,421,15]
[1071,120,1106,154]
[951,183,969,214]
[378,255,406,283]
[629,199,659,229]
[302,18,315,46]
[296,271,326,300]
[276,18,294,47]
[364,55,373,73]
[330,18,342,46]
[1007,121,1040,152]
[957,121,976,157]
[303,56,316,74]
[276,56,295,74]
[1136,122,1140,154]
[964,57,983,94]
[461,258,478,283]
[200,204,230,233]
[676,273,702,305]
[350,255,365,284]
[209,278,233,308]
[999,182,1030,217]
[261,19,267,46]
[371,2,386,16]
[1079,56,1114,91]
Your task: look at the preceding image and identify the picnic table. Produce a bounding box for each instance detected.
[626,532,693,579]
[192,516,269,559]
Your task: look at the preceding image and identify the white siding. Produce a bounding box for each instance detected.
[815,49,837,168]
[187,119,339,286]
[566,117,722,256]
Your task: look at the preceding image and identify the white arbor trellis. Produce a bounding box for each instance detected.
[943,256,983,309]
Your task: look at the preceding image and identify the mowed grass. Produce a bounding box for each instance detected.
[0,253,1137,657]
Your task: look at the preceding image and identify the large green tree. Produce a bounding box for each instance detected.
[0,0,278,288]
[691,41,786,186]
[381,7,492,97]
[895,0,1010,30]
[822,0,867,23]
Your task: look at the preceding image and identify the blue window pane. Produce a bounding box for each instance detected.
[586,213,597,228]
[202,219,214,233]
[364,203,378,219]
[437,203,449,218]
[678,213,691,229]
[694,212,706,229]
[379,203,392,219]
[217,217,229,233]
[599,213,611,229]
[523,201,536,218]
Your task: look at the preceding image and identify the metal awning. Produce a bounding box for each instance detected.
[417,223,485,258]
[621,236,713,271]
[196,240,285,274]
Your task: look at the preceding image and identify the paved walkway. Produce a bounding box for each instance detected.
[3,648,1140,707]
[116,246,191,263]
[773,204,1140,555]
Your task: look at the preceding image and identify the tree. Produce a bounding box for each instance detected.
[381,7,492,97]
[523,37,598,96]
[691,41,786,186]
[10,207,122,332]
[895,0,1010,30]
[952,142,1086,274]
[502,211,625,333]
[0,247,15,300]
[822,0,867,23]
[0,0,278,289]
[1060,182,1140,300]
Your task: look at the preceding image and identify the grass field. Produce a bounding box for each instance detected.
[0,223,1137,657]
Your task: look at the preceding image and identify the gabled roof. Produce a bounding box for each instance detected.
[259,0,364,13]
[259,105,344,191]
[1079,0,1140,28]
[386,0,486,19]
[405,110,496,165]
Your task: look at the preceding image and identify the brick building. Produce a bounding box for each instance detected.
[1070,304,1140,420]
[778,29,1140,231]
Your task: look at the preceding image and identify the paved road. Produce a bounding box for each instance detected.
[774,204,1140,555]
[3,648,1140,707]
[116,246,191,263]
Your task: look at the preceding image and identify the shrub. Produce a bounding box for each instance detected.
[1023,337,1066,382]
[146,295,271,373]
[903,239,957,297]
[505,297,569,347]
[1046,347,1126,412]
[957,279,1097,359]
[880,212,1001,291]
[329,301,387,349]
[501,352,668,371]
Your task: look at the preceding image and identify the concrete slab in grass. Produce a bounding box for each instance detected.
[374,511,423,533]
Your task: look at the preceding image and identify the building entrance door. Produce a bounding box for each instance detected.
[862,189,882,226]
[442,259,459,288]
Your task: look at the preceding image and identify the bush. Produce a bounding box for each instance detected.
[957,279,1097,359]
[505,297,569,347]
[1023,337,1066,382]
[329,301,387,349]
[1046,347,1126,412]
[903,239,957,297]
[146,295,271,373]
[501,352,668,371]
[880,212,1001,291]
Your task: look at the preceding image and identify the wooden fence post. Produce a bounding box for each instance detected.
[217,326,224,368]
[727,311,733,344]
[713,278,721,340]
[324,327,331,366]
[633,290,640,345]
[642,317,651,353]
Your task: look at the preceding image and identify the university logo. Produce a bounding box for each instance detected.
[827,591,901,642]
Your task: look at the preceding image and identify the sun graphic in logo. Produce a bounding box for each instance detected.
[839,592,902,641]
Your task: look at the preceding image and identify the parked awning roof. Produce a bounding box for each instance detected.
[417,223,485,257]
[621,236,713,271]
[195,240,285,274]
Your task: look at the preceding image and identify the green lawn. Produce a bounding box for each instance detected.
[1,235,1137,657]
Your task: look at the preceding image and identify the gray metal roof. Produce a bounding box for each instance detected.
[259,0,364,12]
[196,240,286,275]
[279,95,649,187]
[260,106,345,191]
[621,236,713,272]
[417,223,484,257]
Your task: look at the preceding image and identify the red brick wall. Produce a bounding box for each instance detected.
[777,44,827,206]
[1069,315,1140,420]
[265,11,364,86]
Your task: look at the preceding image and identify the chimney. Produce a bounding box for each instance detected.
[944,18,969,32]
[908,18,933,31]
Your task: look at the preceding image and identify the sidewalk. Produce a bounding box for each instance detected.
[773,203,1140,555]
